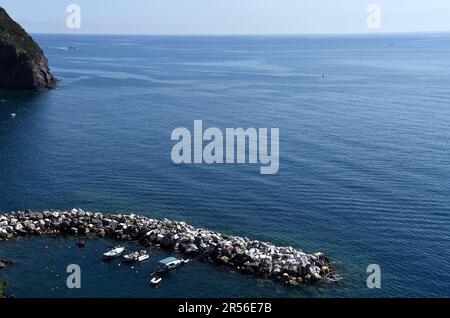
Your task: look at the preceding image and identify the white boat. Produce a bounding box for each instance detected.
[157,256,188,271]
[123,251,139,262]
[138,252,150,262]
[150,276,162,285]
[103,246,125,260]
[10,113,16,118]
[123,250,149,262]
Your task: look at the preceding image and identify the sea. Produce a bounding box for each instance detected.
[0,34,449,297]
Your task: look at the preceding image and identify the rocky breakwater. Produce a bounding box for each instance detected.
[0,209,339,285]
[0,7,57,90]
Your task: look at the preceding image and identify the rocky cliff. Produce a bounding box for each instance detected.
[0,7,57,90]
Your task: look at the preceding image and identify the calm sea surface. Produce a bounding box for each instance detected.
[1,34,449,297]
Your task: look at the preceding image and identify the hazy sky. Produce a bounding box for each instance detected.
[2,0,450,35]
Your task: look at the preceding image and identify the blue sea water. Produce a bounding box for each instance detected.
[1,34,450,297]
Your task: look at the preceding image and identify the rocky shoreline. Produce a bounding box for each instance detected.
[0,209,339,286]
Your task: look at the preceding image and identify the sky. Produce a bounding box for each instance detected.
[1,0,450,35]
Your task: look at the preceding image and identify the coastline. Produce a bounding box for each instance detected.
[0,209,338,286]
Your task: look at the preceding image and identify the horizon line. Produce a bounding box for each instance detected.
[29,30,450,37]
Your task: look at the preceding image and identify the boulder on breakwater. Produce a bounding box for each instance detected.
[0,209,339,285]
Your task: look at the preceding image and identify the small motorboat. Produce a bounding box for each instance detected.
[63,46,77,51]
[123,250,149,262]
[137,250,150,262]
[156,257,189,272]
[150,276,162,286]
[102,246,125,260]
[75,239,85,249]
[123,251,139,262]
[10,113,16,118]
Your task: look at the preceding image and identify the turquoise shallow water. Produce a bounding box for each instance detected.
[1,34,450,297]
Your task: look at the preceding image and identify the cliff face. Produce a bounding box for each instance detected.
[0,7,57,90]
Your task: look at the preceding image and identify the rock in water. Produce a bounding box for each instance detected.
[0,7,57,90]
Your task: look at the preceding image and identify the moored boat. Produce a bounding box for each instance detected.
[150,276,162,285]
[102,246,125,260]
[137,250,150,262]
[156,256,188,272]
[123,250,149,262]
[123,251,139,262]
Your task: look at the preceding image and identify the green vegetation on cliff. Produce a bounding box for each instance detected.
[0,7,42,59]
[0,6,57,90]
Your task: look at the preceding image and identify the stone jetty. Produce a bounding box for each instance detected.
[0,209,338,285]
